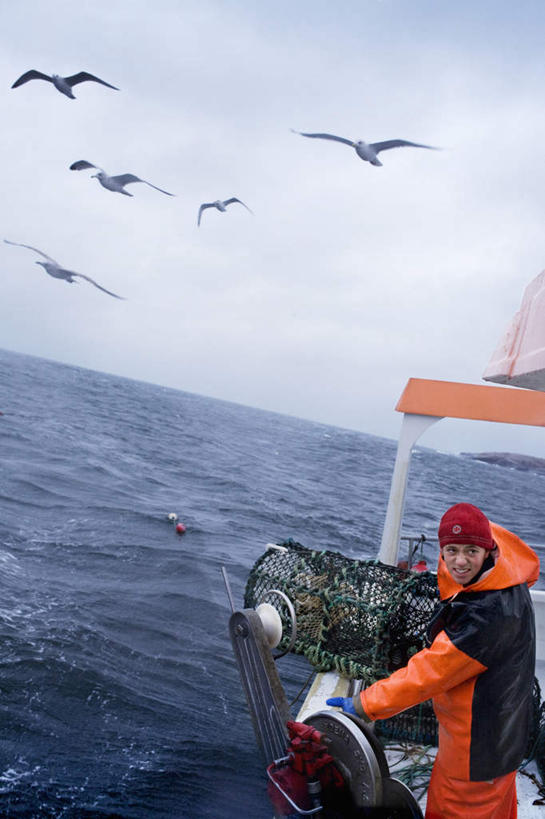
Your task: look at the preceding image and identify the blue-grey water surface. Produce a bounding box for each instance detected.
[1,347,544,817]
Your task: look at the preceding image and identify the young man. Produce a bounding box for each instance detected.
[327,502,539,819]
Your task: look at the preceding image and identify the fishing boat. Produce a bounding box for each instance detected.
[227,268,545,817]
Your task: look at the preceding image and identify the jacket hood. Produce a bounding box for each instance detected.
[437,520,540,599]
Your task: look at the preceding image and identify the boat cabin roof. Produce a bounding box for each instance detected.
[396,377,545,426]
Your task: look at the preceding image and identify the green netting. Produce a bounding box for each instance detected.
[244,539,440,744]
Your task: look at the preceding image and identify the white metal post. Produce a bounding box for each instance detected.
[378,413,442,565]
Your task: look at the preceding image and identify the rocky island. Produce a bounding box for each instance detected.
[461,451,545,474]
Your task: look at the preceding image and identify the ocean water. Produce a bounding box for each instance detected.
[0,347,544,818]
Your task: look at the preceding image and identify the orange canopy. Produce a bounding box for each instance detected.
[395,378,545,427]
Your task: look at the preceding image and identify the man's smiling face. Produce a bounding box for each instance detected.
[441,542,488,585]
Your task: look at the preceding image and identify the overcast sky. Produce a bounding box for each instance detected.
[2,0,545,456]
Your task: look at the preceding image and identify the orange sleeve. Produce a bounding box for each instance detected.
[360,630,487,721]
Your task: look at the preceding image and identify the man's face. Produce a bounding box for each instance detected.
[441,542,488,584]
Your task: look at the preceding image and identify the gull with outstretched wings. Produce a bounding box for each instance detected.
[198,198,252,226]
[291,129,440,166]
[4,240,125,300]
[11,70,119,99]
[70,160,174,197]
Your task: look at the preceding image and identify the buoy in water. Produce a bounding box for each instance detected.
[175,522,186,535]
[167,512,178,522]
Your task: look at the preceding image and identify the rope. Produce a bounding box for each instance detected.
[385,742,435,800]
[289,666,316,709]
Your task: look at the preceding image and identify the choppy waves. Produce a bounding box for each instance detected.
[0,348,544,816]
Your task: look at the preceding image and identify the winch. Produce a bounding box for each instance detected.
[225,566,424,817]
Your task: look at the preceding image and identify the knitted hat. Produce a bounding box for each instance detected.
[438,503,494,550]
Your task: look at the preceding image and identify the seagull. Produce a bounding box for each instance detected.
[11,70,118,99]
[291,129,440,166]
[4,240,125,300]
[69,160,174,197]
[198,198,252,226]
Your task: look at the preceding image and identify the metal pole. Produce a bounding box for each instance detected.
[221,565,236,613]
[378,413,442,565]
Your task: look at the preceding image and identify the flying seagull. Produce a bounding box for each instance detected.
[69,160,174,197]
[291,129,439,166]
[4,240,125,299]
[198,198,252,226]
[11,70,118,99]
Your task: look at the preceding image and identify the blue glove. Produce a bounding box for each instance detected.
[326,696,357,715]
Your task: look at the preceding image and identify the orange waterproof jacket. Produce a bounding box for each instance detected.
[355,522,539,780]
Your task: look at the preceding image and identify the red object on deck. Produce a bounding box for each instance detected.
[266,721,344,815]
[411,559,428,572]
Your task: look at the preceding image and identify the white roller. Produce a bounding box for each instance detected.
[255,602,283,649]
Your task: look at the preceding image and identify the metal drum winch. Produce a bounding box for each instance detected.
[225,567,424,817]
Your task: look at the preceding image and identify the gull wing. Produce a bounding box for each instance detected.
[291,129,355,147]
[64,72,119,90]
[111,174,142,187]
[73,273,125,300]
[69,160,100,172]
[11,70,53,88]
[4,239,59,265]
[370,139,439,154]
[111,174,174,196]
[224,198,253,214]
[142,180,174,196]
[197,203,214,226]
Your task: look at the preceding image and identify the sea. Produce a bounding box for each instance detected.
[0,346,544,818]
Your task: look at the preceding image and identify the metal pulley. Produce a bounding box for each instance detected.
[302,711,423,817]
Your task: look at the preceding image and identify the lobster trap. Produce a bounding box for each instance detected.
[244,540,440,745]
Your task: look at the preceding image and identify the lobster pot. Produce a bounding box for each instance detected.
[244,540,441,744]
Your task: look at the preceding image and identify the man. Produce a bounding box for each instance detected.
[327,502,539,818]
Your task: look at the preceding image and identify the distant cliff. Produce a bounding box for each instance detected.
[461,451,545,473]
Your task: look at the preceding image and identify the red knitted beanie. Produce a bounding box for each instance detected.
[438,503,494,550]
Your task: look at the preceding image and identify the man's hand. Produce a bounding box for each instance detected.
[326,696,357,715]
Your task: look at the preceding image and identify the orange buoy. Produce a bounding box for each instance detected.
[411,559,428,572]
